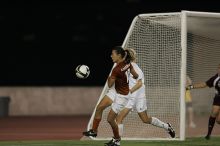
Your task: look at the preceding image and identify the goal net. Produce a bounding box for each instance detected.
[86,11,220,141]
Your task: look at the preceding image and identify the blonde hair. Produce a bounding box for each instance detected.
[124,48,137,62]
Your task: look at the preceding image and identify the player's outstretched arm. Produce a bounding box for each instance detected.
[186,82,207,90]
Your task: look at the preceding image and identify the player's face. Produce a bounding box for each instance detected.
[111,50,121,63]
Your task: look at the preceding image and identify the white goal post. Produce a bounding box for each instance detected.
[86,11,220,141]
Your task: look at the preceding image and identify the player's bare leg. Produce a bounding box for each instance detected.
[94,96,113,119]
[138,111,175,138]
[187,106,196,128]
[205,105,220,140]
[116,108,131,136]
[116,108,175,138]
[83,96,113,137]
[138,111,151,123]
[106,109,121,146]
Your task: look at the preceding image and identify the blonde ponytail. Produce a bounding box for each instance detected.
[124,48,136,62]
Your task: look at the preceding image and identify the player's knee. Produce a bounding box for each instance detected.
[143,120,151,124]
[142,117,151,124]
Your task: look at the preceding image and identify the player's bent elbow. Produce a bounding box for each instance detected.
[134,74,139,79]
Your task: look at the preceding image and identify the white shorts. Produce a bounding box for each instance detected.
[111,93,130,114]
[125,97,147,113]
[105,88,116,101]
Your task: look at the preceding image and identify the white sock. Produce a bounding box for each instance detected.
[118,124,124,137]
[151,117,169,130]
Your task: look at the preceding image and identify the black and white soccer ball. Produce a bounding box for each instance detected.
[75,65,90,79]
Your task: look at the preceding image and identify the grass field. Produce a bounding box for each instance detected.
[0,137,220,146]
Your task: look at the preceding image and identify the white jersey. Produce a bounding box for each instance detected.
[129,62,146,99]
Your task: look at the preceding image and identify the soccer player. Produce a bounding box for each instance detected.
[82,47,139,143]
[185,75,196,128]
[105,47,139,146]
[115,49,175,139]
[186,64,220,140]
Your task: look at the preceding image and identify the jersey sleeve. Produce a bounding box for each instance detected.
[206,74,218,88]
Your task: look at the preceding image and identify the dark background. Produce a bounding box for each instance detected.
[0,0,219,86]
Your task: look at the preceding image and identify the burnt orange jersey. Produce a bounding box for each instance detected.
[110,61,133,95]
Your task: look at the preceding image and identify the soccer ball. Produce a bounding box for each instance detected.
[75,65,90,79]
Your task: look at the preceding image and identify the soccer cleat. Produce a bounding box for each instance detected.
[111,138,121,146]
[104,137,120,146]
[104,138,115,146]
[205,135,210,140]
[82,129,97,137]
[167,123,175,138]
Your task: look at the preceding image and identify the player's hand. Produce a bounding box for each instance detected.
[186,85,193,90]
